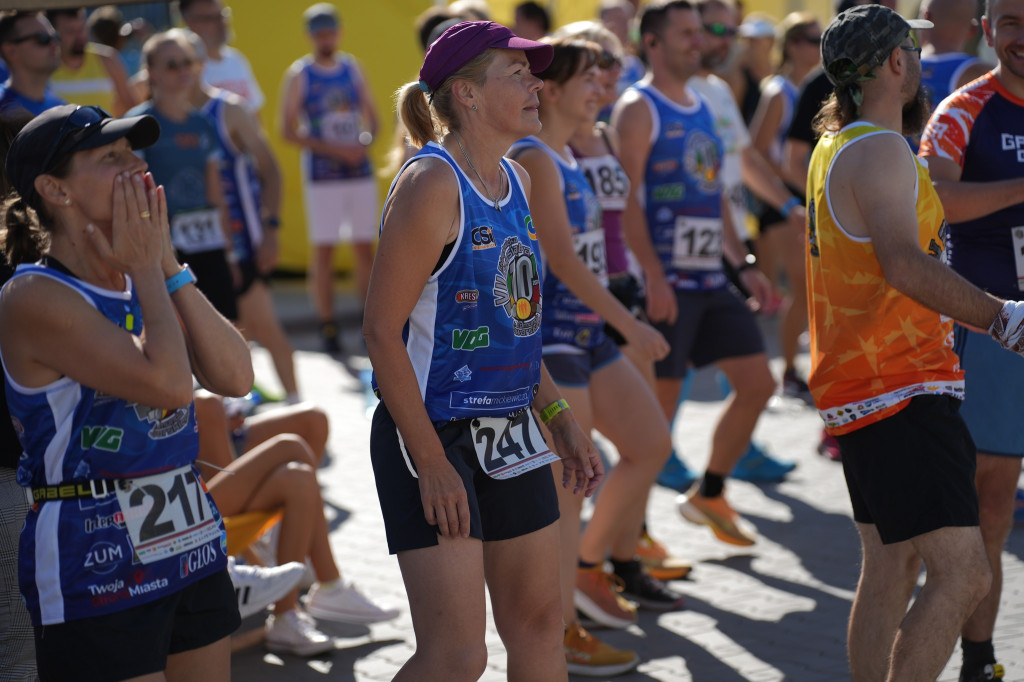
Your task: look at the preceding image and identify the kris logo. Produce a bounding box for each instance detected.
[453,326,490,351]
[471,225,496,250]
[81,426,125,452]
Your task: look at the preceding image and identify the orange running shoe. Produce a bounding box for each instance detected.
[636,531,692,581]
[677,488,757,546]
[564,621,640,677]
[574,565,637,628]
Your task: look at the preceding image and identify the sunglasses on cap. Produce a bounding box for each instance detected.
[703,23,737,37]
[160,57,195,71]
[6,31,58,47]
[40,105,110,176]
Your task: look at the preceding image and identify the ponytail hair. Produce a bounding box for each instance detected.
[395,48,497,149]
[0,193,47,265]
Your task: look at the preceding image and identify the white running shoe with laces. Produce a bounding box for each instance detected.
[303,580,400,624]
[264,609,335,656]
[228,557,306,619]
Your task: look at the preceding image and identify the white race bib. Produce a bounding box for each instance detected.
[574,229,609,287]
[577,156,628,211]
[115,466,222,564]
[672,216,723,270]
[1012,226,1024,291]
[471,411,559,480]
[170,209,224,253]
[321,110,361,144]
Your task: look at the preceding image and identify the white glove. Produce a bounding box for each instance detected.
[989,300,1024,354]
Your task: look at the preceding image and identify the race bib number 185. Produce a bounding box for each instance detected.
[471,411,560,480]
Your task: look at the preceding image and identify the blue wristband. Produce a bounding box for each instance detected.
[780,197,802,219]
[165,265,196,296]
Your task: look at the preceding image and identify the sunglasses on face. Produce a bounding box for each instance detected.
[703,22,737,37]
[597,50,622,70]
[899,31,922,55]
[40,105,110,177]
[7,32,58,47]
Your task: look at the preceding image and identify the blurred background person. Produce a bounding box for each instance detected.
[181,0,264,113]
[0,11,63,118]
[513,1,552,40]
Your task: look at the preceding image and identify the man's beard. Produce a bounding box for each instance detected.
[902,85,931,137]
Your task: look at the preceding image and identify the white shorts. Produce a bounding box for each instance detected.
[303,177,379,245]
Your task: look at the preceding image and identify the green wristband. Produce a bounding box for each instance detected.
[539,399,570,424]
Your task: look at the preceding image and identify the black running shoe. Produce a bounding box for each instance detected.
[615,566,686,612]
[960,663,1004,682]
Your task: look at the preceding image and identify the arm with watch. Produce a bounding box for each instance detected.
[153,173,253,398]
[721,195,774,309]
[533,362,604,497]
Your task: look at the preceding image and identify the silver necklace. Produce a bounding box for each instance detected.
[451,129,503,211]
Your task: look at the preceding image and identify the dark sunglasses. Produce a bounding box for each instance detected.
[40,105,110,177]
[6,31,58,47]
[703,22,737,37]
[597,50,622,70]
[161,57,195,71]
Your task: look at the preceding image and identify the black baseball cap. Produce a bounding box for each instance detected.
[821,5,931,86]
[7,104,160,205]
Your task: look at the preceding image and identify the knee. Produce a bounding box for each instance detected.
[416,642,487,681]
[736,367,776,405]
[194,392,227,426]
[495,594,564,651]
[272,434,317,467]
[978,492,1016,541]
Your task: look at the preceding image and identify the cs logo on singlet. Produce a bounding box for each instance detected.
[493,236,542,337]
[684,130,721,193]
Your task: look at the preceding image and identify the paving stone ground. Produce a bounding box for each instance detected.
[230,281,1024,681]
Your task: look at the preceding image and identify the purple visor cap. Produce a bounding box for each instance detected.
[418,21,553,95]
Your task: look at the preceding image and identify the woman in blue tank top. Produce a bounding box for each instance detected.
[363,22,601,679]
[0,105,252,681]
[511,37,682,674]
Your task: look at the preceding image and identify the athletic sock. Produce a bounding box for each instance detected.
[962,638,996,674]
[699,472,725,498]
[610,557,642,579]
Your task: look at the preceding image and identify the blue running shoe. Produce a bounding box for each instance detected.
[731,442,796,482]
[1014,490,1024,525]
[657,453,697,491]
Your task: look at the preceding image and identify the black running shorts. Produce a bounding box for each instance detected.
[836,394,979,544]
[34,568,239,682]
[370,401,560,554]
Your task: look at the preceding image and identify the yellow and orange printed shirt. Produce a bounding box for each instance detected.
[806,122,963,436]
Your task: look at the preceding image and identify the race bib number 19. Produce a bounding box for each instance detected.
[115,466,221,564]
[471,411,560,480]
[574,229,609,287]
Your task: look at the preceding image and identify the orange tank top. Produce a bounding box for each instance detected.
[806,122,963,435]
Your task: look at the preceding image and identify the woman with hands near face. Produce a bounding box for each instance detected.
[0,104,250,682]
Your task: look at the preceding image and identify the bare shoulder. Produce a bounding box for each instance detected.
[506,157,532,199]
[833,130,917,189]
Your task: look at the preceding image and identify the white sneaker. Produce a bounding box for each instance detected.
[264,609,335,656]
[228,557,306,619]
[303,580,400,624]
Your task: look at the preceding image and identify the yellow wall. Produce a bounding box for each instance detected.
[232,0,865,272]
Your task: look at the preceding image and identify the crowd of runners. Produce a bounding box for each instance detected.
[0,0,1021,680]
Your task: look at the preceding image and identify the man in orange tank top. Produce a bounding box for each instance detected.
[809,6,1024,680]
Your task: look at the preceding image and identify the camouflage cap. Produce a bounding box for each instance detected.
[821,5,932,86]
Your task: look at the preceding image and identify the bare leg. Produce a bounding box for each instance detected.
[888,526,991,681]
[848,523,920,682]
[236,280,298,396]
[656,377,685,424]
[542,385,593,624]
[394,537,488,681]
[165,636,230,682]
[767,221,808,372]
[193,393,236,479]
[961,453,1019,642]
[583,356,671,562]
[309,244,335,323]
[243,403,329,467]
[484,523,566,681]
[707,354,775,476]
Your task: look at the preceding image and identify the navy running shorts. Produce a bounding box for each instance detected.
[652,286,765,379]
[836,394,979,544]
[34,568,239,682]
[542,336,621,387]
[369,401,560,554]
